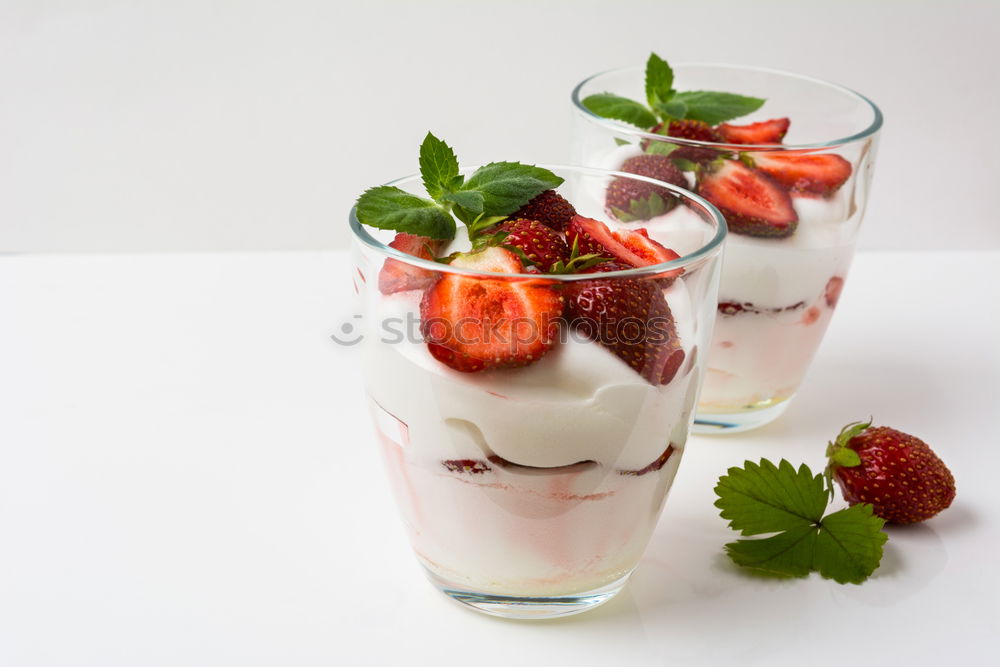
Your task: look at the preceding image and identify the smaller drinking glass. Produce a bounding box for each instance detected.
[571,63,882,432]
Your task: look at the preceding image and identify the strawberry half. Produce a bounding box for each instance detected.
[508,190,577,231]
[826,421,956,524]
[564,262,685,385]
[378,233,446,294]
[420,247,563,372]
[697,160,798,238]
[494,219,569,273]
[565,216,682,283]
[751,152,852,196]
[606,154,685,222]
[716,117,790,144]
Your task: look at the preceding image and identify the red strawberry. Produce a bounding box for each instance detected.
[378,233,445,294]
[618,444,676,476]
[565,216,682,282]
[564,262,684,385]
[656,119,723,143]
[420,247,563,372]
[716,118,790,144]
[644,119,725,163]
[606,154,685,222]
[508,190,577,231]
[495,219,569,272]
[825,276,845,308]
[697,160,798,238]
[751,152,852,196]
[442,459,492,474]
[826,422,956,524]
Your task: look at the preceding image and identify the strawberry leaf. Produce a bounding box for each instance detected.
[582,93,658,130]
[715,459,887,584]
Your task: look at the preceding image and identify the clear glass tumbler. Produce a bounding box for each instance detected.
[571,64,882,433]
[350,166,725,618]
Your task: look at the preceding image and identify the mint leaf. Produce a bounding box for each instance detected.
[644,52,674,108]
[812,504,887,584]
[673,90,765,125]
[581,93,658,130]
[644,141,679,157]
[610,191,672,223]
[419,132,459,201]
[715,459,887,584]
[442,190,484,214]
[459,162,564,217]
[715,459,827,535]
[355,186,456,240]
[655,98,688,120]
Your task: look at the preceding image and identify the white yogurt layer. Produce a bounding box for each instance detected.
[361,270,700,595]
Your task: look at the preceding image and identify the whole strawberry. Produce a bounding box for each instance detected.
[494,218,569,272]
[508,189,577,231]
[826,421,956,524]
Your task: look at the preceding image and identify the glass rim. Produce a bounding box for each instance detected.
[349,164,728,282]
[571,62,884,151]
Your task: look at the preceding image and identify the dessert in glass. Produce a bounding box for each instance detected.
[571,54,882,432]
[350,134,725,618]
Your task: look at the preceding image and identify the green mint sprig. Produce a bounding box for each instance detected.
[355,133,564,241]
[582,53,766,130]
[714,459,887,584]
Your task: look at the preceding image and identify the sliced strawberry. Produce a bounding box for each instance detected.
[378,233,446,294]
[825,276,845,308]
[716,118,790,144]
[508,190,577,231]
[751,152,852,196]
[442,459,492,474]
[420,247,563,372]
[564,262,684,385]
[565,216,683,282]
[494,219,569,272]
[697,160,798,238]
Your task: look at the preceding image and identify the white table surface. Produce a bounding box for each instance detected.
[2,250,998,666]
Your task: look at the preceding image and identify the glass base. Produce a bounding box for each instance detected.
[692,396,793,434]
[423,567,632,619]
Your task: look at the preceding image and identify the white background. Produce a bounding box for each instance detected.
[2,0,998,253]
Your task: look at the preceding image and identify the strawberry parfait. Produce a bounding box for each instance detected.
[572,55,882,431]
[351,134,725,617]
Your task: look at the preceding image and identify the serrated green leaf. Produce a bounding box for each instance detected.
[355,186,456,240]
[812,504,887,584]
[672,158,699,172]
[419,133,459,201]
[645,53,674,108]
[459,162,564,217]
[673,90,765,125]
[442,190,484,214]
[612,191,673,222]
[655,99,688,120]
[715,459,888,584]
[714,459,828,536]
[725,525,818,579]
[614,137,632,147]
[582,93,658,130]
[644,141,679,157]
